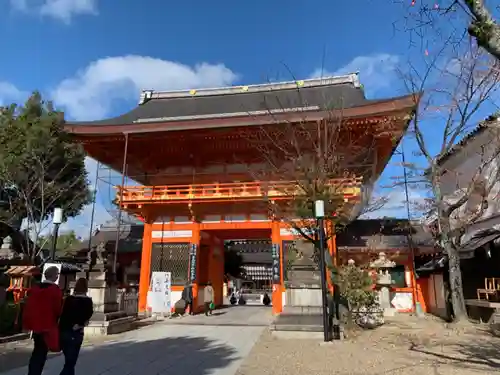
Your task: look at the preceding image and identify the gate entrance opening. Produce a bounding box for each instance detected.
[194,228,274,312]
[224,239,273,306]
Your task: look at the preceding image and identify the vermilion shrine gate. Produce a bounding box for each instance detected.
[65,74,417,314]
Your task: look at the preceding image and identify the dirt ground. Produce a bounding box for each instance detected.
[236,315,500,375]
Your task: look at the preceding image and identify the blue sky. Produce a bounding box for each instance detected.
[0,0,496,237]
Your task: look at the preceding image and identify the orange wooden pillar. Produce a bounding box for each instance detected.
[190,222,201,312]
[326,220,337,293]
[271,221,283,314]
[138,220,153,312]
[408,255,418,313]
[208,234,224,307]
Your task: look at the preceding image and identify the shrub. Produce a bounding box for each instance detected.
[0,302,20,336]
[332,262,377,311]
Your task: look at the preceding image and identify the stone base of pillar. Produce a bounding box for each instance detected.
[72,271,135,336]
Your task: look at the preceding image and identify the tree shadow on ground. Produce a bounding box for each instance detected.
[2,335,238,375]
[408,335,500,371]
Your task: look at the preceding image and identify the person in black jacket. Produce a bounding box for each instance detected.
[181,283,194,315]
[58,278,94,375]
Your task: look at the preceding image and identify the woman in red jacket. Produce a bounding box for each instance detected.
[23,266,63,375]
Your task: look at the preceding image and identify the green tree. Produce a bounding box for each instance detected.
[37,230,83,254]
[0,92,91,260]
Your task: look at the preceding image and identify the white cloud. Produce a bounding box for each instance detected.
[9,56,236,238]
[40,0,97,23]
[0,82,26,106]
[9,0,97,23]
[52,55,239,120]
[311,53,400,96]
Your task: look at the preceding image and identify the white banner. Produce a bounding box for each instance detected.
[391,292,413,311]
[149,272,172,314]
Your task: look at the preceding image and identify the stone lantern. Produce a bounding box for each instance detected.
[369,252,397,316]
[0,236,16,260]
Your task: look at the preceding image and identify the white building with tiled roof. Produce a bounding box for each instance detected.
[436,114,500,255]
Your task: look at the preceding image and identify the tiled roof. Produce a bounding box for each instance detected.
[336,219,434,248]
[437,113,500,166]
[68,74,368,126]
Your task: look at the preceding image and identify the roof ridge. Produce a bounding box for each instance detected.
[138,73,361,104]
[437,113,500,165]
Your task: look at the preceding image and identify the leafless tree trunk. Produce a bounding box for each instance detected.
[464,0,500,59]
[402,39,500,321]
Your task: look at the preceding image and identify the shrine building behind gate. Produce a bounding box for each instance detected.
[65,74,418,314]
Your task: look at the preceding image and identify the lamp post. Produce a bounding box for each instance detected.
[51,207,63,261]
[315,200,330,342]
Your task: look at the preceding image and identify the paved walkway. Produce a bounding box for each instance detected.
[165,306,274,326]
[2,315,268,375]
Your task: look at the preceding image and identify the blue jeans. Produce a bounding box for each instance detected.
[59,330,84,375]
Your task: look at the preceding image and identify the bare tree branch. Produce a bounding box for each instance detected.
[398,39,500,321]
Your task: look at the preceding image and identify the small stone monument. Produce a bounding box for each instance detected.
[88,242,107,271]
[0,236,16,260]
[284,240,322,308]
[369,252,397,317]
[75,242,119,327]
[286,240,321,288]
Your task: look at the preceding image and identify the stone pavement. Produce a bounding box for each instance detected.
[1,317,267,375]
[165,306,274,326]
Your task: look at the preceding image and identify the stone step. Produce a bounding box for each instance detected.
[282,305,323,315]
[272,313,323,331]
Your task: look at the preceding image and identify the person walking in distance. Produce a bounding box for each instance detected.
[58,277,94,375]
[204,281,214,316]
[181,283,194,315]
[23,266,63,375]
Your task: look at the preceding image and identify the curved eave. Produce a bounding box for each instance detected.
[65,94,420,137]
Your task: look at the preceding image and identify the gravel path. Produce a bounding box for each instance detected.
[236,316,500,375]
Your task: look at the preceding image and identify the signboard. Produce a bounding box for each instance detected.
[151,230,192,239]
[391,292,413,311]
[41,263,62,285]
[271,243,281,283]
[189,244,197,283]
[149,271,172,314]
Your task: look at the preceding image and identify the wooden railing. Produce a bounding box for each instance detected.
[116,178,362,205]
